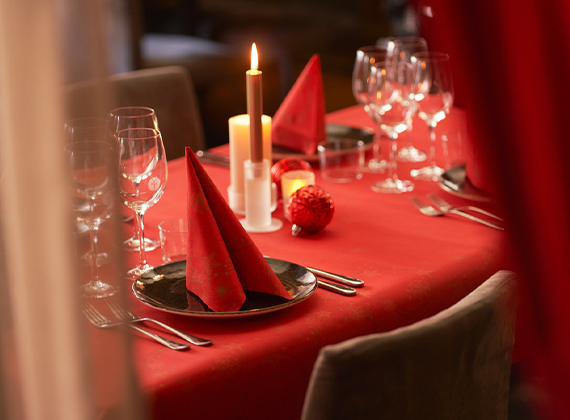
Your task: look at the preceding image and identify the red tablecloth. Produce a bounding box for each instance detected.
[114,106,506,420]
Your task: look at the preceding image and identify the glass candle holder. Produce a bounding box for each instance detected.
[281,170,316,220]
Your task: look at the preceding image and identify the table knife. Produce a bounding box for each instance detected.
[317,279,356,296]
[307,267,364,287]
[196,150,230,167]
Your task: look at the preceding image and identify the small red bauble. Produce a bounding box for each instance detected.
[271,158,313,199]
[286,185,334,236]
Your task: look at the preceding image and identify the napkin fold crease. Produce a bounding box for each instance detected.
[185,147,292,312]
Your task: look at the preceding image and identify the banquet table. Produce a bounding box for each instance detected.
[96,106,508,420]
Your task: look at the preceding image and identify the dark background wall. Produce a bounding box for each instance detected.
[135,0,407,148]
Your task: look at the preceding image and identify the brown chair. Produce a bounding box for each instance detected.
[300,270,519,420]
[66,66,205,159]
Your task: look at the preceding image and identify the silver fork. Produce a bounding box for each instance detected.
[82,302,190,351]
[409,196,504,231]
[105,298,212,346]
[427,193,504,221]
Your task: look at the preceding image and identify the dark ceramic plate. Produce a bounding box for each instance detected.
[132,257,317,318]
[272,123,375,163]
[439,164,493,202]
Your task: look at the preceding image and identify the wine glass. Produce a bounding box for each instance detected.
[387,37,429,163]
[368,61,415,193]
[110,107,161,252]
[352,45,390,173]
[116,128,168,279]
[66,141,117,298]
[65,117,113,267]
[409,52,454,181]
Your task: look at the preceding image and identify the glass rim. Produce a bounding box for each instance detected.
[388,36,428,46]
[357,45,390,54]
[110,106,156,118]
[317,138,365,150]
[158,218,188,233]
[115,127,161,140]
[410,51,450,62]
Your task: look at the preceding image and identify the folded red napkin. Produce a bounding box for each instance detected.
[185,147,292,312]
[271,54,326,155]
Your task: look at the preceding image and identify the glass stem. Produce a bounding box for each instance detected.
[88,197,102,286]
[89,227,100,285]
[133,211,141,241]
[428,122,438,169]
[388,132,398,181]
[137,210,147,269]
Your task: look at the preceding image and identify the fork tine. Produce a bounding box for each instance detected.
[427,193,448,209]
[409,196,442,217]
[83,302,106,325]
[105,298,128,321]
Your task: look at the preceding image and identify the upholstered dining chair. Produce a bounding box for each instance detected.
[300,270,519,420]
[66,65,206,159]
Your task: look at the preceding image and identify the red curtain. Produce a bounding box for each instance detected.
[414,0,570,418]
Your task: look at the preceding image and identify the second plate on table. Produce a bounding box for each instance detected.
[132,257,317,319]
[272,124,375,163]
[439,164,493,202]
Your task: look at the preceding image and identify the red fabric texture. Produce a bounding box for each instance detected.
[185,147,291,312]
[416,1,570,418]
[112,106,514,420]
[271,54,326,155]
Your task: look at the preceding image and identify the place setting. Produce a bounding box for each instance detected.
[66,43,369,351]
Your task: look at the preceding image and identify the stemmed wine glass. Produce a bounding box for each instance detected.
[352,45,390,173]
[66,141,117,298]
[368,61,415,193]
[116,128,168,279]
[65,117,113,267]
[409,52,454,181]
[110,107,161,252]
[387,37,429,163]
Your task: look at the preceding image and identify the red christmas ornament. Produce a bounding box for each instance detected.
[271,158,313,199]
[286,185,334,236]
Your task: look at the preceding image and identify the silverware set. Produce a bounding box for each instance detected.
[409,194,504,230]
[307,267,364,296]
[83,298,212,351]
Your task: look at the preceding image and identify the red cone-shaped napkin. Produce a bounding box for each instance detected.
[185,147,292,312]
[272,54,326,155]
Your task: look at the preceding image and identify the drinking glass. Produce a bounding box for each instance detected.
[368,61,415,193]
[116,128,168,279]
[410,52,454,181]
[387,37,429,163]
[65,117,113,267]
[66,141,117,298]
[110,106,161,252]
[352,45,390,173]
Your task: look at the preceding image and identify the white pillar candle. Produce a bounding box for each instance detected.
[228,114,272,214]
[281,170,316,220]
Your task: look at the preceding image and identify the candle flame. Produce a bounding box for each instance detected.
[251,43,258,71]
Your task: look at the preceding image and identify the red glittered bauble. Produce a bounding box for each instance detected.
[286,185,334,235]
[271,158,313,199]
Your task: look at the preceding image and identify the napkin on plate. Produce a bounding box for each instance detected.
[185,147,292,312]
[271,54,326,155]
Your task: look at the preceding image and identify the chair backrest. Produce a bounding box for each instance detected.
[300,270,519,420]
[65,66,205,159]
